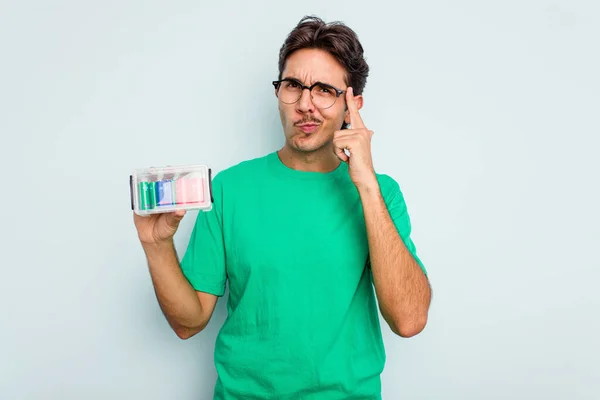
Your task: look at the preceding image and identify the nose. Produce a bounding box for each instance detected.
[296,88,315,113]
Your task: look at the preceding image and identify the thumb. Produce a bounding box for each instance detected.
[335,147,349,163]
[334,144,350,163]
[165,210,186,230]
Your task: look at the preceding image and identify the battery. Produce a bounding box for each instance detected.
[139,181,156,210]
[156,180,175,206]
[176,177,204,204]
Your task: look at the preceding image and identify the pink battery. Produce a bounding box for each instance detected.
[175,177,204,204]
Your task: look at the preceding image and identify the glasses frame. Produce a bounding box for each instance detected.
[272,78,346,109]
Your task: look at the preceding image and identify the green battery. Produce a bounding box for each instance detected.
[139,181,156,210]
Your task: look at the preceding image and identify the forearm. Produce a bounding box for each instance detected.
[142,240,208,335]
[358,183,431,337]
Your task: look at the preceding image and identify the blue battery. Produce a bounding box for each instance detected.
[155,180,175,206]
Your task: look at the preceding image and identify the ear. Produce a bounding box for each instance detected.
[344,94,364,125]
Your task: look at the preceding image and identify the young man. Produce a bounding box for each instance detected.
[133,16,431,400]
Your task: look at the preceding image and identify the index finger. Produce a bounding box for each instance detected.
[346,87,365,129]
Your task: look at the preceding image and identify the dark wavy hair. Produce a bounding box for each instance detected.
[277,16,370,129]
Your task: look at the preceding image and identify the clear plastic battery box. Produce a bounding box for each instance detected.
[130,164,213,216]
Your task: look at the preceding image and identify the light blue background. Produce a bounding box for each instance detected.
[1,1,599,399]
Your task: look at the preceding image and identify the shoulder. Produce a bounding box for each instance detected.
[212,153,270,185]
[375,172,404,203]
[207,154,270,208]
[375,172,400,190]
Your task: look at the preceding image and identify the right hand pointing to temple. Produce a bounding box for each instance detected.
[133,210,187,246]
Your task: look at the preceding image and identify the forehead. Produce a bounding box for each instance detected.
[282,48,347,87]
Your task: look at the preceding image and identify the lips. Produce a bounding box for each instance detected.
[297,124,320,134]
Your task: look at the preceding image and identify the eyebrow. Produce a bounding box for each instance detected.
[282,76,340,88]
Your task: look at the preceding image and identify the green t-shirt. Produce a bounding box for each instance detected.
[180,151,426,400]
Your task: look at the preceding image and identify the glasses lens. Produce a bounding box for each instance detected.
[276,80,338,108]
[278,80,302,104]
[311,83,337,109]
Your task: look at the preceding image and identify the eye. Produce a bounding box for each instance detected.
[285,80,301,88]
[317,84,333,94]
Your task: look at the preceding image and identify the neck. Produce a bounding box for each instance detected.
[277,144,341,173]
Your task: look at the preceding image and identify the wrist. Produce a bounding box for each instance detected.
[355,175,380,195]
[141,239,175,259]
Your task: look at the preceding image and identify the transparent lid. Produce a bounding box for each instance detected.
[130,164,213,215]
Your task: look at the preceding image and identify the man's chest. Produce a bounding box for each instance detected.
[222,183,370,283]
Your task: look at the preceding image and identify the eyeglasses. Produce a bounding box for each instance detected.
[272,78,346,109]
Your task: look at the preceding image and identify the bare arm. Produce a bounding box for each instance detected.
[143,240,217,339]
[358,183,431,338]
[134,210,217,340]
[332,86,430,338]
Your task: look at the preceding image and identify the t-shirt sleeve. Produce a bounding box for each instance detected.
[179,173,227,296]
[379,175,428,277]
